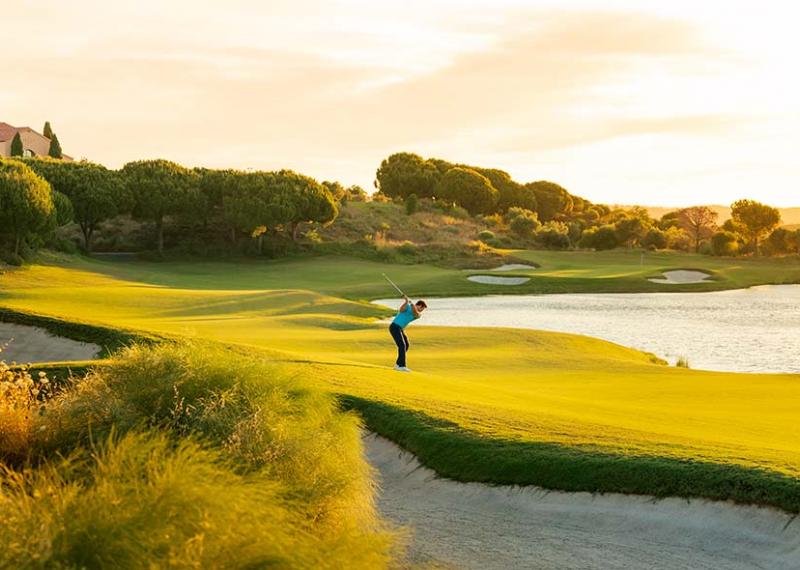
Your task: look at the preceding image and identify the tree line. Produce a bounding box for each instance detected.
[375,152,593,221]
[0,158,338,261]
[376,152,795,257]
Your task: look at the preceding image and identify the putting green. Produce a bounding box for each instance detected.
[1,253,799,509]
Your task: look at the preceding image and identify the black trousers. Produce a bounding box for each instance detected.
[389,323,410,367]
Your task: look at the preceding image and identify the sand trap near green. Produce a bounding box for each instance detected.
[0,322,99,363]
[489,264,536,272]
[367,434,799,570]
[648,270,712,284]
[467,275,530,285]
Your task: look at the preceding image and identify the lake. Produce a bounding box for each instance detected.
[375,285,800,374]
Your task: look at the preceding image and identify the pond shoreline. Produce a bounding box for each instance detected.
[374,284,800,374]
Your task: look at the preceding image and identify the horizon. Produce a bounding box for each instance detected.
[5,1,799,206]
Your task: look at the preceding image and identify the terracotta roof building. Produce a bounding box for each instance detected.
[0,122,72,160]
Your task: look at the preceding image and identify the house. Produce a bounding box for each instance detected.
[0,122,72,160]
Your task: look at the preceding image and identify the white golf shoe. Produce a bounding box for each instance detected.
[393,365,412,372]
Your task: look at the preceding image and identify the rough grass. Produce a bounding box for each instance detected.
[0,344,397,568]
[0,432,391,569]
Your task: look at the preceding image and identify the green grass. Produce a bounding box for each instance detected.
[2,252,799,513]
[6,249,800,302]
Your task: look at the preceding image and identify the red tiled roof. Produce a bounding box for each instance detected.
[0,122,19,142]
[0,123,47,142]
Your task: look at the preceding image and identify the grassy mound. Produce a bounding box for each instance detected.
[0,344,397,568]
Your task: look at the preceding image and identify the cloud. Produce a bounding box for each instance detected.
[4,4,795,206]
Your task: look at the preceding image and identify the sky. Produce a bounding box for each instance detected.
[4,0,799,206]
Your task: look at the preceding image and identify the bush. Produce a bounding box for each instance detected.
[305,228,323,244]
[578,225,618,250]
[478,230,496,241]
[535,221,570,250]
[405,193,419,215]
[2,253,24,266]
[710,231,739,256]
[396,240,417,255]
[481,214,503,227]
[642,228,668,250]
[507,208,540,239]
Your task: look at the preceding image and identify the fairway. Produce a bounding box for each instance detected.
[2,254,799,510]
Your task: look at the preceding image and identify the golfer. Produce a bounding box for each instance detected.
[389,296,427,372]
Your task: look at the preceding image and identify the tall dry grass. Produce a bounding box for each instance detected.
[0,343,399,568]
[0,345,51,463]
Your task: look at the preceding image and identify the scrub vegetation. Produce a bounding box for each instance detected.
[2,257,799,516]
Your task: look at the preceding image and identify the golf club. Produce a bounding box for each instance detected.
[382,273,407,298]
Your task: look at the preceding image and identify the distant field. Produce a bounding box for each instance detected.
[1,253,799,511]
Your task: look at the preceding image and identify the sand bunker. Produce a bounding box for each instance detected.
[0,323,100,363]
[649,270,711,284]
[468,276,530,285]
[489,264,537,272]
[365,433,799,570]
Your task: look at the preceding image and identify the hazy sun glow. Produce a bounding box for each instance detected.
[5,0,799,205]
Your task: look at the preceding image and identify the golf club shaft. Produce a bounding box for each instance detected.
[382,273,407,298]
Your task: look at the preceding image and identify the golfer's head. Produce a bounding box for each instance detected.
[415,300,428,312]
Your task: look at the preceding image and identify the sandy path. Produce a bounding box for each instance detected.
[365,434,800,570]
[0,323,100,363]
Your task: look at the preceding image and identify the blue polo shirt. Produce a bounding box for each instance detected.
[392,304,417,329]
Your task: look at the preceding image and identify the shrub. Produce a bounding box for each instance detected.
[535,221,570,250]
[507,208,540,239]
[396,241,418,256]
[675,356,690,368]
[305,228,323,244]
[642,228,668,250]
[2,253,24,266]
[710,231,739,256]
[482,214,503,227]
[405,193,419,215]
[663,227,691,251]
[578,224,619,250]
[478,230,496,241]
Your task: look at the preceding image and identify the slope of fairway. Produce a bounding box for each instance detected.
[9,249,798,300]
[1,256,799,510]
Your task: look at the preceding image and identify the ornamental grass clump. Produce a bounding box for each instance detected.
[0,343,51,463]
[0,431,392,569]
[20,342,398,567]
